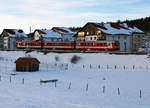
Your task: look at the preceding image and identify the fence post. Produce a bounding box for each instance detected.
[55,81,57,88]
[124,66,125,70]
[68,82,71,89]
[22,78,24,84]
[107,65,109,69]
[103,86,105,93]
[86,83,88,91]
[90,64,92,69]
[118,88,120,95]
[40,80,42,86]
[10,76,11,83]
[133,65,135,70]
[140,89,142,99]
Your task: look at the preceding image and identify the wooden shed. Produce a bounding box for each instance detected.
[15,57,40,72]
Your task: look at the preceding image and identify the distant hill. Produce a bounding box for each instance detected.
[123,16,150,32]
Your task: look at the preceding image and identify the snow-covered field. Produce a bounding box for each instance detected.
[0,51,150,108]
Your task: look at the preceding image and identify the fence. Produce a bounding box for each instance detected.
[0,75,144,100]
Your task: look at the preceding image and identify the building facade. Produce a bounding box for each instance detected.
[0,29,28,49]
[32,29,62,42]
[52,27,76,42]
[74,22,145,52]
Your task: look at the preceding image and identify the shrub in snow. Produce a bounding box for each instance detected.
[70,55,80,64]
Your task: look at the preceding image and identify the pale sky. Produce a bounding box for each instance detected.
[0,0,150,33]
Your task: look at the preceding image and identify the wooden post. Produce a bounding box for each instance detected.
[55,81,57,88]
[140,89,142,99]
[10,76,11,83]
[103,86,105,93]
[118,88,120,95]
[68,82,71,89]
[86,83,88,91]
[107,65,109,69]
[40,80,42,86]
[22,78,24,84]
[124,66,125,70]
[133,65,135,70]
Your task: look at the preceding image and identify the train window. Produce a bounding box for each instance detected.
[100,43,103,46]
[108,43,111,46]
[97,43,100,46]
[19,43,22,45]
[115,42,120,46]
[68,43,70,45]
[81,43,84,46]
[104,43,107,46]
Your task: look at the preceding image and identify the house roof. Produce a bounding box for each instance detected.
[15,57,40,64]
[2,29,28,37]
[52,27,76,35]
[87,22,144,35]
[35,29,62,38]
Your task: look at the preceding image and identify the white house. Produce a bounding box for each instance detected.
[52,27,76,41]
[0,29,28,49]
[32,29,62,42]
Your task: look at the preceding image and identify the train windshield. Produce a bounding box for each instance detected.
[114,42,120,46]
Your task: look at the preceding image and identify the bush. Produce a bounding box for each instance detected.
[70,55,80,64]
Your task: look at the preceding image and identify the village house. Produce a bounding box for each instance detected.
[74,22,146,52]
[0,29,28,49]
[52,27,76,41]
[32,29,62,42]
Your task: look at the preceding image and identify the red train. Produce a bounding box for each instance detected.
[16,41,120,50]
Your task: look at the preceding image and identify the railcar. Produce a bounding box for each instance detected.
[16,41,120,50]
[76,41,119,50]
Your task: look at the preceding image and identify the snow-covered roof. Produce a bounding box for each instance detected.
[35,29,62,38]
[92,23,144,35]
[3,29,27,37]
[52,27,76,35]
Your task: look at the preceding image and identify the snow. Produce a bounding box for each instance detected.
[0,51,150,108]
[40,29,62,38]
[96,23,144,35]
[57,27,76,34]
[7,29,28,38]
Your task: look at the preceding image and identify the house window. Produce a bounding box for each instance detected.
[94,37,96,40]
[90,37,92,40]
[124,36,127,40]
[97,30,101,35]
[78,32,85,36]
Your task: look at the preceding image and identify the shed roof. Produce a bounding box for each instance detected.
[15,57,40,64]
